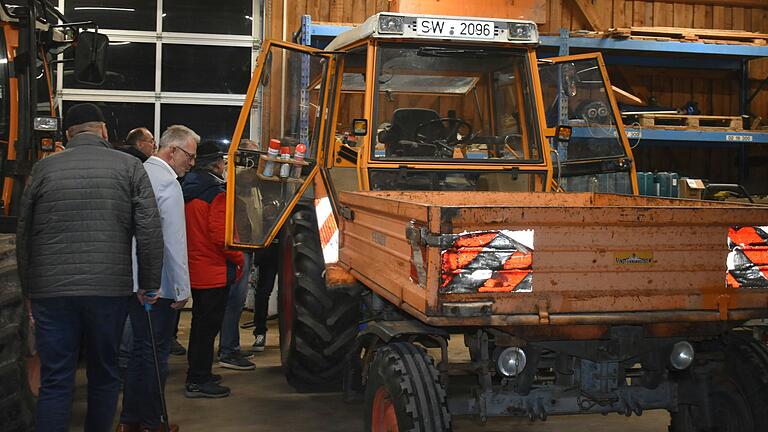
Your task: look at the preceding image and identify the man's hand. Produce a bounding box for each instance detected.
[171,298,188,310]
[136,289,159,305]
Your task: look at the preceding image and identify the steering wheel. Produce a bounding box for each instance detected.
[414,118,473,147]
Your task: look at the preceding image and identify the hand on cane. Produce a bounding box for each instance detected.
[137,289,159,306]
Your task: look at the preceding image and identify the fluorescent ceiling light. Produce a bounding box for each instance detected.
[109,41,131,46]
[74,7,135,12]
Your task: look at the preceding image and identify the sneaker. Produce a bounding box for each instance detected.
[210,373,222,384]
[218,353,255,371]
[252,334,266,352]
[170,338,186,356]
[185,381,230,398]
[217,350,253,361]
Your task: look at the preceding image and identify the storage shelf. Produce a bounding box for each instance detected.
[297,16,768,152]
[540,35,768,59]
[572,127,768,146]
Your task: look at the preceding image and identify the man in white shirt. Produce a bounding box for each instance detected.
[117,125,199,432]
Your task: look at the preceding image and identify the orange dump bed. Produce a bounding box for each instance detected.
[337,191,768,333]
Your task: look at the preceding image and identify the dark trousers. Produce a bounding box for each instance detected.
[31,295,130,432]
[120,297,176,428]
[253,243,279,336]
[186,286,229,384]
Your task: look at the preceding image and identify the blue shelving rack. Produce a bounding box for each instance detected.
[295,16,768,151]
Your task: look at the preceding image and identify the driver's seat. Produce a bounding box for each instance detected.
[380,108,446,157]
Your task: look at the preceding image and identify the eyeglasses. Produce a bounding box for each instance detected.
[174,146,196,161]
[141,137,157,150]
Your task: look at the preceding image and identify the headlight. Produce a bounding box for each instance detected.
[378,15,405,34]
[34,116,59,132]
[508,22,537,41]
[670,341,695,370]
[496,347,527,377]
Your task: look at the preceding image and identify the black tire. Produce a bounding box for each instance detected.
[278,202,361,392]
[669,331,768,432]
[0,243,35,431]
[365,342,451,432]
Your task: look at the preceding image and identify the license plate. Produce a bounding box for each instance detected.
[416,18,495,40]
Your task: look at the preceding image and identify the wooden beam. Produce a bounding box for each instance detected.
[661,0,766,8]
[570,0,606,31]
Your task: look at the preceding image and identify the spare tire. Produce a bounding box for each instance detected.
[278,202,361,392]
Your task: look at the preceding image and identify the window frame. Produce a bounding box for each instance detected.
[57,0,262,143]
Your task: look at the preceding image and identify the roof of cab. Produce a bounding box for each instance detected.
[325,12,539,51]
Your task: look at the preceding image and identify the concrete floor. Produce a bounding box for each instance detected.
[69,312,671,431]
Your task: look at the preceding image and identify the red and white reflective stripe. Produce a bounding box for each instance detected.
[314,197,339,264]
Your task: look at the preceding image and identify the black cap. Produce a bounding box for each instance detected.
[63,103,106,130]
[196,140,225,165]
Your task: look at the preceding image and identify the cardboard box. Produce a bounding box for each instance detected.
[679,177,705,200]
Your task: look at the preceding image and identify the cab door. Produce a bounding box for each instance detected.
[225,40,334,249]
[537,53,638,194]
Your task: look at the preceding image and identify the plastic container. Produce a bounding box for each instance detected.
[656,172,672,198]
[262,139,281,177]
[291,143,306,178]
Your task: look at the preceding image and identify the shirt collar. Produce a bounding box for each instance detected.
[147,155,178,178]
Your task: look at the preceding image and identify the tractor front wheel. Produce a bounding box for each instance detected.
[669,331,768,432]
[365,342,451,432]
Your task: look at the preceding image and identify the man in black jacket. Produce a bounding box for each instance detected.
[16,103,164,432]
[117,127,156,162]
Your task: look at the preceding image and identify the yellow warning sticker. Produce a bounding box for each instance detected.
[614,251,653,265]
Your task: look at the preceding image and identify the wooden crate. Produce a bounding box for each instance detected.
[607,26,768,46]
[638,114,743,130]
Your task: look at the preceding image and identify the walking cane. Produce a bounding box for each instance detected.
[144,292,172,432]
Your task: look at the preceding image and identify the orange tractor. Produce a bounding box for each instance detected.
[225,10,768,432]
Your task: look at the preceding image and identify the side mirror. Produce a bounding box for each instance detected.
[74,31,109,85]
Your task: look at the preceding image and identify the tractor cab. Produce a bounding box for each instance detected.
[225,13,637,249]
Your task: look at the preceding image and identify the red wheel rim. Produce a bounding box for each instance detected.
[371,387,399,432]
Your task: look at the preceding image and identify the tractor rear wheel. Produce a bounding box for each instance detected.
[278,202,360,392]
[365,342,451,432]
[0,242,36,431]
[669,331,768,432]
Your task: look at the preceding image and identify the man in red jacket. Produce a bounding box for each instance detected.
[182,140,244,398]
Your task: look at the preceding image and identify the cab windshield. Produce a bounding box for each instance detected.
[371,44,541,163]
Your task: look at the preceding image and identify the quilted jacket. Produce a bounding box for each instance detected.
[16,132,163,298]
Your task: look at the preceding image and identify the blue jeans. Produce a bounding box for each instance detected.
[118,316,133,369]
[31,295,130,432]
[219,253,252,357]
[120,296,176,428]
[254,243,279,336]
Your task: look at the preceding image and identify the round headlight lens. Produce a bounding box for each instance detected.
[670,341,695,370]
[497,347,527,377]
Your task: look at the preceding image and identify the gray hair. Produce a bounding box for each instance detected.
[158,125,200,149]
